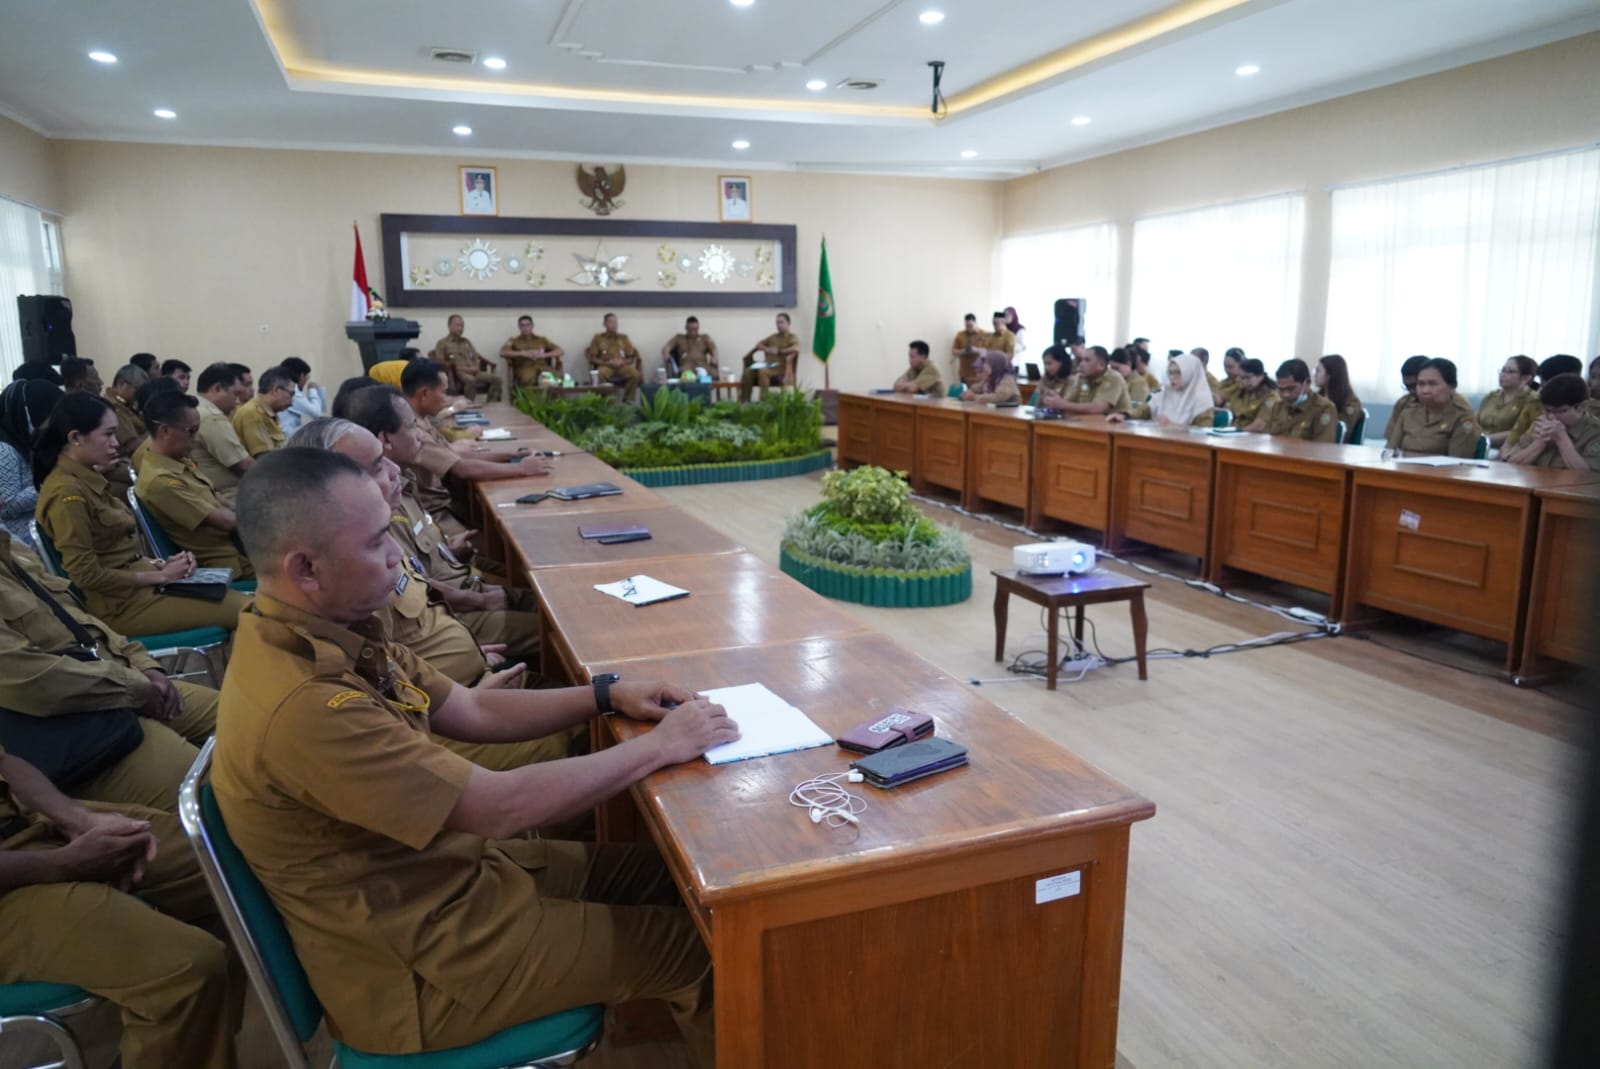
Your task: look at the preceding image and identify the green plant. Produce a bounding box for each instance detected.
[781,509,968,573]
[513,390,633,439]
[818,466,918,526]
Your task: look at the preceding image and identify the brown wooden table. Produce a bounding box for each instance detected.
[1107,425,1216,564]
[588,633,1156,1069]
[992,568,1151,688]
[964,405,1033,512]
[1517,482,1600,682]
[502,506,744,573]
[836,393,872,467]
[914,400,967,493]
[1031,418,1114,534]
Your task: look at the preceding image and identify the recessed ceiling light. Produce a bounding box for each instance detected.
[805,78,828,91]
[1235,64,1261,76]
[453,124,472,136]
[730,0,755,7]
[1070,115,1091,126]
[919,10,946,25]
[482,56,506,71]
[88,50,118,64]
[960,149,978,159]
[153,108,176,120]
[732,139,751,150]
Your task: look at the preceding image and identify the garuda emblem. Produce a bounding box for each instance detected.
[576,164,626,215]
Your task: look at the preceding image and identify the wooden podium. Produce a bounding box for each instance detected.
[344,318,420,371]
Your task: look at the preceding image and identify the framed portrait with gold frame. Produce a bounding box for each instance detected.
[718,175,752,223]
[460,165,499,216]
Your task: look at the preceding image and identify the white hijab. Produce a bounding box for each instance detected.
[1150,353,1213,425]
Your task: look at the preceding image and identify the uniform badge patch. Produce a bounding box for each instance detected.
[326,690,365,708]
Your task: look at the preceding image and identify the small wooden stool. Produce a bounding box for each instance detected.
[991,569,1151,689]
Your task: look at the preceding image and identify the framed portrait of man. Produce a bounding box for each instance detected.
[718,175,752,223]
[460,166,499,216]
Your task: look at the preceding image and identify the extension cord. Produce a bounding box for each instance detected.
[1061,655,1101,675]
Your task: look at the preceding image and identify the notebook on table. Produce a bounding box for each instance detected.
[549,482,623,500]
[698,683,834,765]
[579,523,650,540]
[593,574,689,607]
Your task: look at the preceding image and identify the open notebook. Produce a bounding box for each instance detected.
[698,683,834,765]
[593,574,689,607]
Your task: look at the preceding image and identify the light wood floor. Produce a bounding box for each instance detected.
[7,470,1578,1069]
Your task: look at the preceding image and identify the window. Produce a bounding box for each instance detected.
[0,195,65,379]
[1128,194,1304,369]
[1324,147,1600,398]
[998,222,1118,358]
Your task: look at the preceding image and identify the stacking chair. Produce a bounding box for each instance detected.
[1473,433,1490,460]
[124,487,255,594]
[0,982,99,1069]
[1212,408,1232,428]
[1347,408,1369,446]
[178,740,604,1069]
[1335,420,1347,444]
[28,522,226,688]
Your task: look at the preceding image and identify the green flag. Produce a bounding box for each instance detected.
[813,238,836,363]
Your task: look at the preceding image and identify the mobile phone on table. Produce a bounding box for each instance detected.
[597,532,653,544]
[516,492,548,505]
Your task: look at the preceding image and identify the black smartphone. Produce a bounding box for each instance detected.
[597,532,653,545]
[516,492,548,505]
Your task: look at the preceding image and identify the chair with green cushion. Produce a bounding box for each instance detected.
[1347,408,1369,446]
[178,740,604,1069]
[124,489,255,595]
[1335,420,1347,444]
[0,982,99,1069]
[946,384,964,399]
[29,522,226,688]
[1212,408,1232,428]
[1474,434,1489,460]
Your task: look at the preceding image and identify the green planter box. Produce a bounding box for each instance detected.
[779,543,972,607]
[622,449,834,487]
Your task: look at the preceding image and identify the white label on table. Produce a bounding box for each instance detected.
[1035,870,1082,904]
[1399,509,1421,531]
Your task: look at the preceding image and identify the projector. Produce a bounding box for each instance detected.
[1013,540,1096,576]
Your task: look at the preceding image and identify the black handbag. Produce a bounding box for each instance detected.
[0,706,144,788]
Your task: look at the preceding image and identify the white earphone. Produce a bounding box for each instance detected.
[790,772,867,829]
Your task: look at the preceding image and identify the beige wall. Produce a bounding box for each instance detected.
[1003,32,1600,357]
[54,142,1001,392]
[0,113,60,212]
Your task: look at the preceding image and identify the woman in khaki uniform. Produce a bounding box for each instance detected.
[1477,355,1538,449]
[1314,354,1365,440]
[1227,359,1275,428]
[1032,346,1073,406]
[960,350,1021,405]
[33,394,247,636]
[1384,357,1482,458]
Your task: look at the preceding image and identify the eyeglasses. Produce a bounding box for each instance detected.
[158,422,201,436]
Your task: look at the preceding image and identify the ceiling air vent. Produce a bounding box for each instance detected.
[837,77,882,91]
[430,47,478,64]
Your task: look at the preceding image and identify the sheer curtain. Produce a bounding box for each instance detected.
[0,195,59,379]
[1128,194,1304,366]
[997,222,1118,358]
[1325,146,1600,398]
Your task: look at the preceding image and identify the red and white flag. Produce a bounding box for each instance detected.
[350,224,370,321]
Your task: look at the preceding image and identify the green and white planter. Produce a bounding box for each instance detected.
[779,543,972,607]
[621,449,833,487]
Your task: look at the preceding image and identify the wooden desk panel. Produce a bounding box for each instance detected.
[869,403,916,474]
[503,507,743,573]
[837,394,872,467]
[590,634,1155,1069]
[1109,432,1214,561]
[1519,485,1600,679]
[1211,449,1349,595]
[914,404,967,492]
[964,409,1032,511]
[1031,421,1112,533]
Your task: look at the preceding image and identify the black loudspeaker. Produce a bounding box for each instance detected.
[1053,299,1085,348]
[17,295,76,365]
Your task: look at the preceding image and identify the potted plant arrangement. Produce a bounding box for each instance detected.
[780,465,971,607]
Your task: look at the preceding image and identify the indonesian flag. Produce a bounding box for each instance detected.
[350,224,370,321]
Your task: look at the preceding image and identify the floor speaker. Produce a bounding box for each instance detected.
[17,295,76,365]
[1053,298,1085,348]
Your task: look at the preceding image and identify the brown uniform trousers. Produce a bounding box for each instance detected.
[740,331,801,402]
[434,334,504,403]
[503,335,563,388]
[586,332,643,403]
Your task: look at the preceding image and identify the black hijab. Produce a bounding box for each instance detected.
[0,379,63,455]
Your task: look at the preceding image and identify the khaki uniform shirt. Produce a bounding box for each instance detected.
[1386,399,1481,457]
[1063,368,1131,414]
[502,335,561,387]
[746,332,801,374]
[213,593,560,1054]
[395,477,472,588]
[1477,385,1537,437]
[1385,392,1472,444]
[1261,393,1340,442]
[131,443,251,578]
[968,375,1021,405]
[1124,373,1152,420]
[1528,414,1600,471]
[103,391,147,461]
[951,329,986,386]
[665,334,718,375]
[1142,370,1162,394]
[193,397,250,494]
[432,335,485,378]
[1331,393,1364,436]
[411,419,461,520]
[231,396,284,458]
[585,332,640,371]
[0,530,160,716]
[1215,378,1240,408]
[894,361,944,396]
[1035,373,1073,405]
[1228,383,1275,429]
[982,329,1015,357]
[36,455,156,616]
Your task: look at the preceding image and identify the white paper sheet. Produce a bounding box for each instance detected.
[479,428,513,440]
[699,682,835,765]
[1391,456,1487,467]
[592,575,690,607]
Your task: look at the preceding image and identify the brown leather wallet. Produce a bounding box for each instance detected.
[835,707,935,754]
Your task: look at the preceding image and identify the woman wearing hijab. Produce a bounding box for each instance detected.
[961,350,1021,405]
[1002,307,1027,355]
[0,378,63,545]
[1112,352,1214,427]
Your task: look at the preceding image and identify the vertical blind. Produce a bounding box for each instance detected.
[1128,193,1304,367]
[997,222,1118,358]
[1324,147,1600,398]
[0,195,62,380]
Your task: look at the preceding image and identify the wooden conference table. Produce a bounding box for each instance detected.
[838,392,1600,675]
[460,403,1156,1068]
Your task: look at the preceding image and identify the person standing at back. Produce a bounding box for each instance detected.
[951,313,986,389]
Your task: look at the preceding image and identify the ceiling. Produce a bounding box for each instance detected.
[1,0,1595,179]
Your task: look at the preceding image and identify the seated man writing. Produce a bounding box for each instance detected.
[133,390,254,580]
[213,449,738,1065]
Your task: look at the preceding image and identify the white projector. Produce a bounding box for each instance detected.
[1013,540,1096,576]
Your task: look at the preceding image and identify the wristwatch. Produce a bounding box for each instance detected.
[592,672,620,714]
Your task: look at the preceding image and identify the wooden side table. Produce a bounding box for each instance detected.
[991,568,1151,689]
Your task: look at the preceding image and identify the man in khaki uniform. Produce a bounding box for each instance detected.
[951,313,986,388]
[1248,359,1339,442]
[1504,373,1600,471]
[1109,349,1151,419]
[892,341,945,396]
[433,314,503,402]
[132,391,253,580]
[662,316,719,378]
[231,365,293,458]
[0,529,218,811]
[215,449,736,1063]
[499,315,564,389]
[0,746,241,1069]
[1042,345,1130,416]
[192,363,253,494]
[586,313,643,403]
[103,364,150,461]
[983,311,1016,359]
[739,312,802,402]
